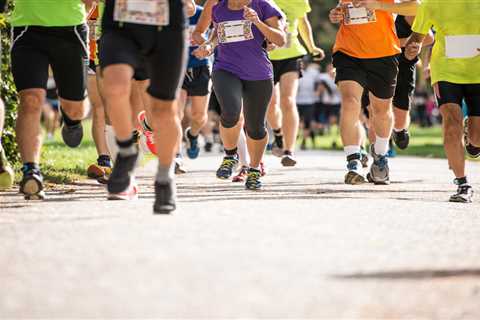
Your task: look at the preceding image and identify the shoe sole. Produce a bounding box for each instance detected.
[21,179,45,200]
[281,157,297,167]
[366,172,390,185]
[272,148,283,157]
[449,196,472,203]
[345,171,366,185]
[62,125,83,148]
[107,193,139,201]
[87,166,105,179]
[153,206,176,214]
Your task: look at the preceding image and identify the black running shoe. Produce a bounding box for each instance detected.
[20,166,45,200]
[216,155,239,179]
[204,141,213,153]
[153,180,176,214]
[107,148,139,195]
[62,122,84,148]
[245,168,262,190]
[271,135,284,157]
[392,129,410,150]
[466,143,480,158]
[450,184,473,203]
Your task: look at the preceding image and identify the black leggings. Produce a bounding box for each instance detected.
[212,69,273,140]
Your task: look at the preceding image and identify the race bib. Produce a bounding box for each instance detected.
[217,20,254,44]
[445,35,480,59]
[114,0,169,26]
[342,2,376,25]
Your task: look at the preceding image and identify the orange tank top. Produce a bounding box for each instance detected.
[333,0,401,59]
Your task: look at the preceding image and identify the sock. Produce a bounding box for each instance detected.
[344,145,361,157]
[284,150,292,156]
[97,155,111,167]
[187,129,198,140]
[22,162,40,173]
[374,136,390,156]
[249,167,261,172]
[273,128,282,136]
[393,128,406,133]
[61,109,81,126]
[225,147,238,157]
[116,136,137,156]
[455,176,468,186]
[156,162,175,183]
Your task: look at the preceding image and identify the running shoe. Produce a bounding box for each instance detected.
[87,164,112,183]
[107,178,139,200]
[185,127,200,159]
[392,129,410,150]
[107,148,139,200]
[271,135,284,157]
[260,161,266,176]
[61,122,83,148]
[20,166,45,200]
[344,154,365,185]
[466,143,480,159]
[245,168,262,190]
[232,166,248,183]
[204,141,213,153]
[153,180,176,214]
[449,184,473,203]
[281,152,297,167]
[0,147,14,190]
[216,155,239,180]
[174,156,187,175]
[137,111,157,155]
[360,150,369,168]
[368,146,390,185]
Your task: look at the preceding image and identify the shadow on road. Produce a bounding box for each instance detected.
[332,269,480,280]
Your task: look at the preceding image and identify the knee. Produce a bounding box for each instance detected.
[151,104,177,120]
[103,80,130,100]
[19,91,44,114]
[245,122,267,140]
[341,95,361,113]
[442,117,463,140]
[221,110,240,129]
[280,96,296,110]
[192,110,207,127]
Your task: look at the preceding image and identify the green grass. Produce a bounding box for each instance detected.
[303,125,447,158]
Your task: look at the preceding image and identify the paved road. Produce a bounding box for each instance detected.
[1,151,480,318]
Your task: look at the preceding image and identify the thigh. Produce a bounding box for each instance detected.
[279,71,300,101]
[365,55,399,99]
[11,27,50,92]
[464,84,480,117]
[147,29,187,101]
[212,70,243,119]
[49,25,89,101]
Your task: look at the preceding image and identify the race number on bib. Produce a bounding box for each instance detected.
[445,35,480,59]
[342,2,376,25]
[114,0,169,26]
[217,20,254,44]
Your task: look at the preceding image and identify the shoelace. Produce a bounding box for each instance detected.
[374,155,388,168]
[457,185,471,195]
[220,158,237,171]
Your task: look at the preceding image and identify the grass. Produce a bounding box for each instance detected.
[302,125,447,158]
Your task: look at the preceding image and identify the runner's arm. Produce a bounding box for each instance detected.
[298,15,325,60]
[404,32,426,61]
[244,6,286,47]
[354,0,418,16]
[184,0,196,17]
[192,0,218,45]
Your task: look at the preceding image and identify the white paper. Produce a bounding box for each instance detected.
[218,20,253,44]
[127,0,156,13]
[445,35,480,59]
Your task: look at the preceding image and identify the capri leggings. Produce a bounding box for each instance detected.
[212,69,273,140]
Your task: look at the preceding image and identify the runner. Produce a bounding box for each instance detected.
[99,0,194,213]
[86,3,112,183]
[195,0,285,190]
[328,0,417,185]
[10,0,91,199]
[404,0,480,202]
[180,4,212,160]
[267,0,324,166]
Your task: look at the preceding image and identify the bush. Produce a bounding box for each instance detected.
[1,13,20,164]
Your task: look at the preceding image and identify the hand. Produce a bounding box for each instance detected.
[404,41,421,60]
[243,6,260,25]
[266,41,277,52]
[81,0,95,7]
[191,32,207,46]
[193,44,213,59]
[329,7,344,24]
[353,0,380,10]
[310,47,325,61]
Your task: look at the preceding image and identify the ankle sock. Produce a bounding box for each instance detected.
[22,162,40,173]
[97,155,112,167]
[116,136,137,156]
[344,145,361,158]
[61,109,81,126]
[225,148,238,157]
[374,136,390,156]
[156,162,175,183]
[454,176,468,186]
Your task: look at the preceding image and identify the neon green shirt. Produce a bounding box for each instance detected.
[10,0,86,27]
[268,0,311,61]
[412,0,480,85]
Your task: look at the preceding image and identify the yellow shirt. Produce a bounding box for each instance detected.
[412,0,480,84]
[268,0,310,61]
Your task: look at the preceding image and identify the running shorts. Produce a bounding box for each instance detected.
[11,25,89,101]
[333,51,399,99]
[436,82,480,117]
[271,55,304,85]
[182,65,211,97]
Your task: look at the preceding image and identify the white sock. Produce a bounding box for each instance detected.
[374,136,390,155]
[105,125,118,162]
[238,129,250,167]
[344,145,361,157]
[393,128,404,132]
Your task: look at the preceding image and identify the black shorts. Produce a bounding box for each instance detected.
[11,25,88,101]
[333,51,399,99]
[436,82,480,117]
[297,104,315,129]
[133,58,149,81]
[393,52,418,111]
[99,25,187,101]
[182,65,211,96]
[208,89,222,115]
[271,55,304,85]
